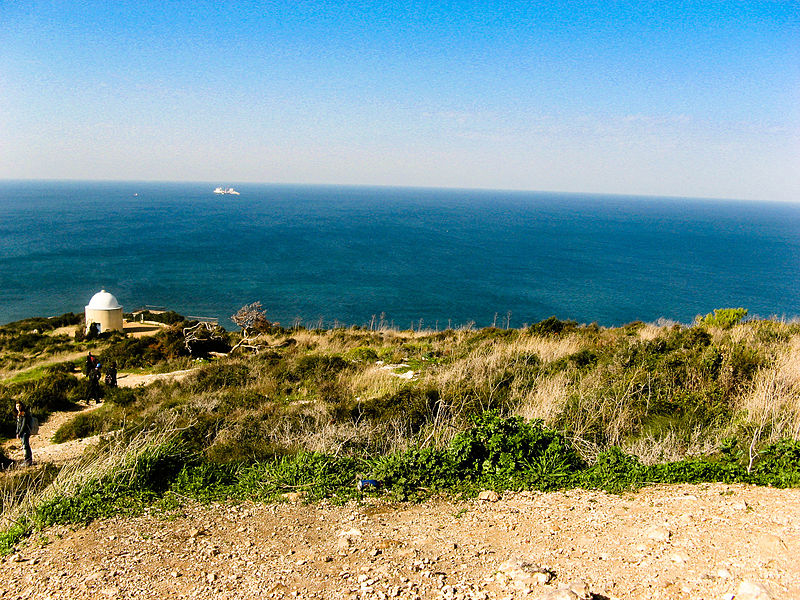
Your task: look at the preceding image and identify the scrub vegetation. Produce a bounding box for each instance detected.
[2,309,800,553]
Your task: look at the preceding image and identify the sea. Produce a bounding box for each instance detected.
[1,180,799,330]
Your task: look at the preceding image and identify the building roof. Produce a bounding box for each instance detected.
[86,289,122,311]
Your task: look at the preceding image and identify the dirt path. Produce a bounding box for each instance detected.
[116,368,197,388]
[2,367,200,466]
[1,483,798,599]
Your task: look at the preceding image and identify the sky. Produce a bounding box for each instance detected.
[1,1,798,202]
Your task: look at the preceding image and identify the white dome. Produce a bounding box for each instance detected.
[86,290,121,310]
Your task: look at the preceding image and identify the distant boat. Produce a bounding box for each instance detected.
[214,187,240,195]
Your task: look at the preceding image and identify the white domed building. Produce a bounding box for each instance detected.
[85,290,124,333]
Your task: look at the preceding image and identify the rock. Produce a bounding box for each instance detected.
[735,580,772,600]
[646,526,671,541]
[337,537,352,550]
[478,491,500,502]
[538,588,579,600]
[756,534,786,556]
[565,579,590,599]
[670,552,688,564]
[497,558,554,586]
[338,528,362,539]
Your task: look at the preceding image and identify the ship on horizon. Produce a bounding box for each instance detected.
[213,186,240,195]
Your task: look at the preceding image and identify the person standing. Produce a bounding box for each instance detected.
[14,401,33,466]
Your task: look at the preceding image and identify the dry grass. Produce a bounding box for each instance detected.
[623,425,720,465]
[1,421,183,533]
[738,336,800,443]
[513,371,572,424]
[345,365,405,401]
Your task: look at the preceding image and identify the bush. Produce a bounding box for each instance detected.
[449,411,584,486]
[189,361,252,392]
[22,373,79,413]
[51,407,124,443]
[697,308,748,329]
[352,385,438,433]
[529,316,578,336]
[345,346,378,362]
[374,447,457,500]
[750,440,800,487]
[576,446,645,493]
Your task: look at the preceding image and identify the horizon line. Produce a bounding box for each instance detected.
[0,177,786,205]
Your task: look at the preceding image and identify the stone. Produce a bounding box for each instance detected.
[756,534,786,557]
[735,580,772,600]
[337,537,352,550]
[539,589,579,600]
[497,559,554,586]
[646,526,671,542]
[478,491,500,502]
[565,579,590,599]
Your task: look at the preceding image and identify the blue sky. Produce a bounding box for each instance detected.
[1,1,798,201]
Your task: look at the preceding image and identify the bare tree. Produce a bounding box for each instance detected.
[230,301,271,354]
[183,321,227,356]
[231,302,269,338]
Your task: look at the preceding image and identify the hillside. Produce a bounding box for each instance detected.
[1,311,800,598]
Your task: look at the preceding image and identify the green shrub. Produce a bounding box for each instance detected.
[352,385,438,433]
[529,316,578,336]
[103,386,139,407]
[345,346,378,362]
[449,411,584,485]
[236,452,364,502]
[51,406,126,443]
[697,308,748,329]
[189,361,253,391]
[22,373,79,413]
[750,440,800,487]
[293,354,350,379]
[374,447,457,500]
[576,446,645,493]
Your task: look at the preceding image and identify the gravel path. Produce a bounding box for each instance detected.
[1,483,798,600]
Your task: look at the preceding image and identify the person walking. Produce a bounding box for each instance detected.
[14,401,33,466]
[104,361,117,387]
[85,351,97,375]
[88,364,102,403]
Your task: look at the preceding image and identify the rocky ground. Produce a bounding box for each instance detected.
[1,482,798,600]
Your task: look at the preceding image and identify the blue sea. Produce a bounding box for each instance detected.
[1,180,799,329]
